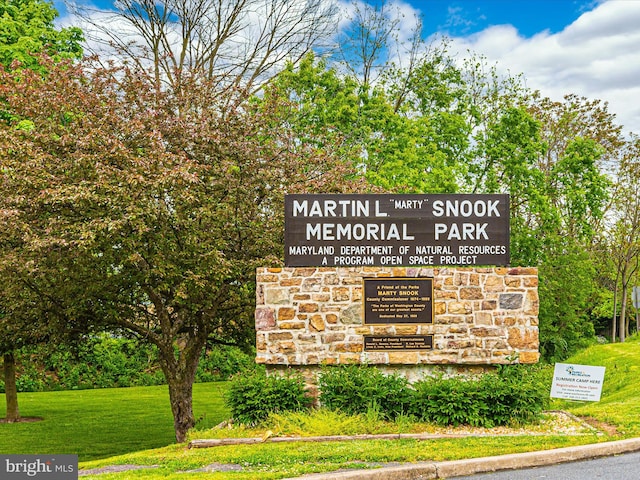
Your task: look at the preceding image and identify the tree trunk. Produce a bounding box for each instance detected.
[157,335,205,443]
[3,351,20,422]
[167,375,195,443]
[612,269,620,342]
[621,282,628,342]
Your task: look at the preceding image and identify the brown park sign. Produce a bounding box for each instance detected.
[285,194,510,267]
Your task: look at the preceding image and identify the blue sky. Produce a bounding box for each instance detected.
[55,0,640,135]
[413,0,592,37]
[54,0,594,38]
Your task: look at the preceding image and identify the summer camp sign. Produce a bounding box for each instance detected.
[284,194,510,267]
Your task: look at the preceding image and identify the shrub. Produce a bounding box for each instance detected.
[411,365,549,427]
[225,368,312,426]
[318,365,412,420]
[0,337,253,392]
[196,345,255,382]
[488,364,550,425]
[410,375,486,427]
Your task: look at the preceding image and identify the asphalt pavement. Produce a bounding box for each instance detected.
[448,450,640,479]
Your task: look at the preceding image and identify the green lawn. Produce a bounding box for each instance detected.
[549,338,640,436]
[4,338,640,479]
[0,382,229,460]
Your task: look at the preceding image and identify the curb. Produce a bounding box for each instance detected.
[283,437,640,480]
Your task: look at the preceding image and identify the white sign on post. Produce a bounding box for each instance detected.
[550,363,606,402]
[633,286,640,309]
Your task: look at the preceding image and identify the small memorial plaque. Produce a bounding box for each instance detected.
[364,278,433,325]
[364,335,434,351]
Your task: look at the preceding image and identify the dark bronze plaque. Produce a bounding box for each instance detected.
[364,278,433,325]
[364,335,434,351]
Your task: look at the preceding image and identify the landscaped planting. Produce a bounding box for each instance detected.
[227,364,550,427]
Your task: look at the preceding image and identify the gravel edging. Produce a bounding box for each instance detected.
[79,464,159,476]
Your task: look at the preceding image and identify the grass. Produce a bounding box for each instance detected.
[548,335,640,435]
[77,435,600,480]
[0,382,229,460]
[4,337,640,478]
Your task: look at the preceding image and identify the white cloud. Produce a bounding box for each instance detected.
[56,0,640,135]
[445,0,640,135]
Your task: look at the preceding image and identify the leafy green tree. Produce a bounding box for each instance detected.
[269,47,474,194]
[606,136,640,341]
[0,59,363,441]
[0,0,83,70]
[475,106,552,265]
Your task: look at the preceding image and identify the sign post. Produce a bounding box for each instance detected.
[258,192,542,370]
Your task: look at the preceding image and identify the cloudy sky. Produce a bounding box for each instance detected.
[55,0,640,135]
[406,0,640,136]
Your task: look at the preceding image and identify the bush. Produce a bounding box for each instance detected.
[317,364,549,428]
[411,365,549,427]
[318,365,412,420]
[225,368,312,426]
[196,345,255,382]
[411,375,486,427]
[0,336,253,392]
[487,364,550,425]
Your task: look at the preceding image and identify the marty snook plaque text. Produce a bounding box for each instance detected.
[364,278,433,325]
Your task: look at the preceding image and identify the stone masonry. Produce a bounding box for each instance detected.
[256,266,539,376]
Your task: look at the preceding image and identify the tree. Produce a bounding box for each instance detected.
[0,58,363,441]
[270,44,476,194]
[527,93,620,242]
[334,0,422,88]
[0,0,83,422]
[76,0,337,95]
[607,136,640,341]
[0,0,83,70]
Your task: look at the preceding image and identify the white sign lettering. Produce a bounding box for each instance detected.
[285,194,510,267]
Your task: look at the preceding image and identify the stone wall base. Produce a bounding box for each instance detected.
[256,266,540,368]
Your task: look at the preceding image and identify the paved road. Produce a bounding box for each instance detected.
[449,451,640,479]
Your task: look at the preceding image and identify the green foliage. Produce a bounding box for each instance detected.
[0,336,253,392]
[196,345,255,383]
[225,369,312,426]
[318,365,412,420]
[552,137,609,240]
[0,336,163,392]
[317,364,548,427]
[411,365,549,427]
[411,376,483,427]
[0,0,83,70]
[539,248,598,362]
